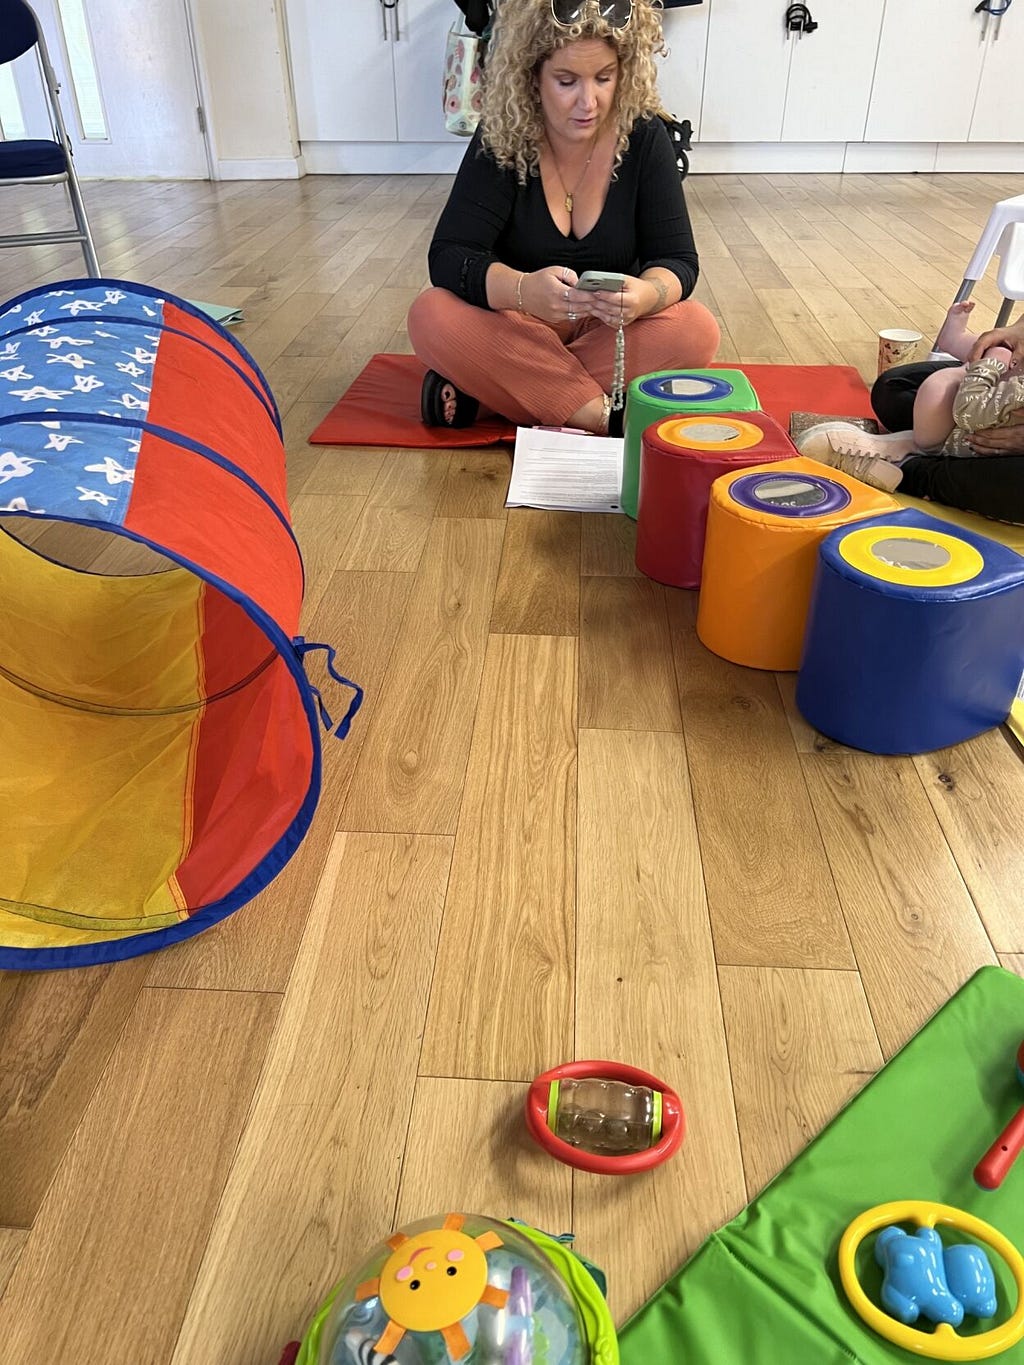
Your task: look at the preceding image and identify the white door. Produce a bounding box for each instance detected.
[970,9,1024,143]
[701,0,791,141]
[783,0,886,142]
[866,0,987,142]
[13,0,209,178]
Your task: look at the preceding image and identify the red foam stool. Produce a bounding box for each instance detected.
[636,411,796,589]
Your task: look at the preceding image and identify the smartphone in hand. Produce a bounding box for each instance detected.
[576,271,626,292]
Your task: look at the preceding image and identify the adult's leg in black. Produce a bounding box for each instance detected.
[898,454,1024,524]
[871,360,960,432]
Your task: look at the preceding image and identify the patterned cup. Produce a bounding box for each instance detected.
[877,328,923,376]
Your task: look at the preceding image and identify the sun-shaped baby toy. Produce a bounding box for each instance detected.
[355,1212,509,1360]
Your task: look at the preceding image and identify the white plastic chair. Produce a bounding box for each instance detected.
[940,193,1024,345]
[0,0,101,277]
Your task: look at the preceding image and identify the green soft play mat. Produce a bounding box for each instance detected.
[619,966,1024,1363]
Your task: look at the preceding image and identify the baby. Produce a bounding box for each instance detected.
[797,302,1024,491]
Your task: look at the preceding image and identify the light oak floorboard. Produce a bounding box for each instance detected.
[668,595,855,970]
[340,517,506,835]
[338,448,451,572]
[914,733,1024,954]
[420,634,577,1080]
[579,578,681,733]
[580,512,640,577]
[0,987,278,1363]
[574,728,746,1321]
[719,966,883,1196]
[0,957,151,1227]
[0,1229,27,1297]
[170,833,452,1365]
[490,510,581,636]
[395,1076,572,1234]
[1000,955,1024,976]
[436,449,512,521]
[801,744,998,1056]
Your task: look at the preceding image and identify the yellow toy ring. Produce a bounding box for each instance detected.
[839,1200,1024,1360]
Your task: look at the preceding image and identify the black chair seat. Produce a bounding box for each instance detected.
[0,138,68,179]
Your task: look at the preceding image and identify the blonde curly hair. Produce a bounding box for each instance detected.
[480,0,668,184]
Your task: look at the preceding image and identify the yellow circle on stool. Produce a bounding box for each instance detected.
[655,416,766,452]
[837,525,984,588]
[839,1199,1024,1360]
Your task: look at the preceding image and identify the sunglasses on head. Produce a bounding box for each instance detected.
[550,0,633,30]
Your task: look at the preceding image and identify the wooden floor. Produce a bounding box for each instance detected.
[1,166,1024,1363]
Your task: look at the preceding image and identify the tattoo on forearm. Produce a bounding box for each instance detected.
[651,279,668,312]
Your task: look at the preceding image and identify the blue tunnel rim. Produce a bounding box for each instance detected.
[0,517,325,971]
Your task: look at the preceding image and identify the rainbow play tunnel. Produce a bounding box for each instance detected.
[0,280,360,968]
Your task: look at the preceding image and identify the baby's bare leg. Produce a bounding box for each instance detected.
[913,363,966,450]
[934,301,978,362]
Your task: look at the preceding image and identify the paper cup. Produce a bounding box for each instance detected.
[877,329,923,375]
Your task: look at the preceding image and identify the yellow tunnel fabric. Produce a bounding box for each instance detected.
[0,530,203,948]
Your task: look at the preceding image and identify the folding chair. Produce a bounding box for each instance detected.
[0,0,100,276]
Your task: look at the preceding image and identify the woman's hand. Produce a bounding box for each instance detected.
[967,407,1024,454]
[519,266,590,325]
[565,272,657,328]
[969,320,1024,367]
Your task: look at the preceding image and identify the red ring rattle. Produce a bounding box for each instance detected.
[525,1060,685,1175]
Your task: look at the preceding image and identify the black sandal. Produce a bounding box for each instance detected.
[420,369,480,429]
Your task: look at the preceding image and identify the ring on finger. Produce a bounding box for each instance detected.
[568,309,576,321]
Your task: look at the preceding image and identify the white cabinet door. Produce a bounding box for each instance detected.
[393,0,454,142]
[657,3,710,135]
[866,0,987,142]
[970,10,1024,143]
[288,0,398,141]
[782,0,885,142]
[701,0,791,141]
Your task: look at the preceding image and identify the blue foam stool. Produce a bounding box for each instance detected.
[796,508,1024,754]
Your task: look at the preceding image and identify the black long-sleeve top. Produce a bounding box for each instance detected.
[428,115,699,309]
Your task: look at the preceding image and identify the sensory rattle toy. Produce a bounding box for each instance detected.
[524,1061,685,1176]
[975,1041,1024,1191]
[839,1200,1024,1360]
[281,1211,619,1365]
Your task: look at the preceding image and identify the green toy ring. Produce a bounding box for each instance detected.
[839,1200,1024,1360]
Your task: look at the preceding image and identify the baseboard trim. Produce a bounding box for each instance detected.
[298,139,1024,176]
[300,142,470,174]
[214,155,305,180]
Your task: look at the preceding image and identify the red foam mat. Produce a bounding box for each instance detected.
[308,354,875,449]
[309,353,516,448]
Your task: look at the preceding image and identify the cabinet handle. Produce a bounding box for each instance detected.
[784,3,818,38]
[381,0,400,41]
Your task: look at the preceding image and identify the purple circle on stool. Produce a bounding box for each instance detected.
[639,373,735,403]
[729,470,851,518]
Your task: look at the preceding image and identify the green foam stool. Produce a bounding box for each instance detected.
[620,369,760,519]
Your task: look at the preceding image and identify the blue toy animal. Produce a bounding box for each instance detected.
[944,1242,998,1320]
[875,1226,965,1327]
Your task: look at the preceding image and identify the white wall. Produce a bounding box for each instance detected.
[191,0,303,179]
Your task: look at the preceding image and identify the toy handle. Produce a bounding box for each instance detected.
[975,1104,1024,1190]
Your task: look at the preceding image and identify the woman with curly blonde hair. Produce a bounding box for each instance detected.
[407,0,719,435]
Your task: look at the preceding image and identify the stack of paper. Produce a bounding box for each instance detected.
[506,426,625,513]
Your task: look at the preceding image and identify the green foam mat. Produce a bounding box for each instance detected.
[618,966,1024,1363]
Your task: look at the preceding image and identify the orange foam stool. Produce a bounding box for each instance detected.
[636,411,795,589]
[696,457,899,670]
